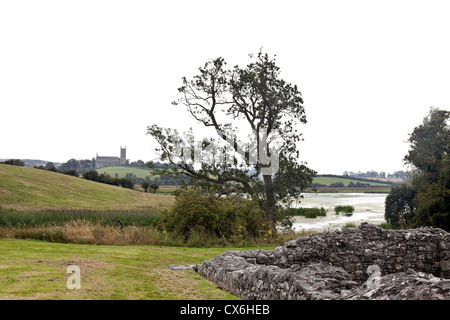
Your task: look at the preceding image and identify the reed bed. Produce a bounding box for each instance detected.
[0,208,161,227]
[279,207,327,219]
[0,209,307,247]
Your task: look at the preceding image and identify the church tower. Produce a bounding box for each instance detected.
[120,146,126,165]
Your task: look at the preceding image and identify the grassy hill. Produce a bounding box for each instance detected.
[0,164,173,212]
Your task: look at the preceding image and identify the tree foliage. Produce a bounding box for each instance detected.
[141,181,150,192]
[149,183,160,194]
[82,170,135,189]
[385,184,416,228]
[147,51,315,227]
[160,189,271,242]
[59,158,95,174]
[385,107,450,230]
[3,159,25,166]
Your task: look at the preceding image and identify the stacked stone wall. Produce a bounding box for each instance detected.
[197,223,450,300]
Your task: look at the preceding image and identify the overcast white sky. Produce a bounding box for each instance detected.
[1,0,449,175]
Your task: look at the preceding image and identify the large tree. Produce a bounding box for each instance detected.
[385,107,450,230]
[406,107,450,229]
[148,51,315,228]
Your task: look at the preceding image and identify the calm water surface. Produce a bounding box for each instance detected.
[289,193,387,232]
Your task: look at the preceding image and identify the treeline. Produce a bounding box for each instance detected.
[59,158,95,174]
[312,174,395,188]
[3,157,188,187]
[123,173,188,186]
[125,160,178,170]
[34,163,79,177]
[61,157,187,186]
[312,181,382,188]
[125,160,190,186]
[59,158,187,185]
[6,159,136,191]
[1,159,25,166]
[1,159,80,177]
[343,170,407,179]
[81,170,134,189]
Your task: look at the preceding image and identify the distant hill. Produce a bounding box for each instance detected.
[311,174,393,193]
[0,164,173,212]
[313,175,392,187]
[20,159,61,168]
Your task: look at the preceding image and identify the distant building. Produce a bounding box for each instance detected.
[95,146,127,169]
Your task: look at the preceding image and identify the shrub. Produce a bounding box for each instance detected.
[62,169,79,177]
[82,170,134,189]
[159,189,271,242]
[149,183,159,194]
[385,184,416,229]
[4,159,25,166]
[329,182,344,187]
[142,181,150,192]
[335,205,355,215]
[278,207,326,219]
[82,170,100,182]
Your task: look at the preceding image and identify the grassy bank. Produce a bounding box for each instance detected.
[0,164,174,211]
[0,238,259,299]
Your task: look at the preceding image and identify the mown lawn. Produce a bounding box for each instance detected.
[0,239,273,300]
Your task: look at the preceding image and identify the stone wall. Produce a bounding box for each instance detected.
[197,223,450,300]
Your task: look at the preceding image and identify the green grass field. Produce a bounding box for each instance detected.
[312,175,391,187]
[0,164,173,212]
[0,238,259,299]
[96,166,154,179]
[0,164,301,300]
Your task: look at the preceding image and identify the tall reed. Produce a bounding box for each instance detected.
[0,208,161,227]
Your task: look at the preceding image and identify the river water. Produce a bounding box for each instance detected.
[290,193,387,232]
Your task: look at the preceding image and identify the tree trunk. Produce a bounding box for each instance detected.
[263,174,277,229]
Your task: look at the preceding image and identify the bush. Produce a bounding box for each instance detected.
[279,207,326,219]
[62,169,79,177]
[385,184,416,229]
[82,170,134,189]
[159,189,271,243]
[329,182,345,187]
[82,170,100,181]
[335,205,355,215]
[4,159,25,166]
